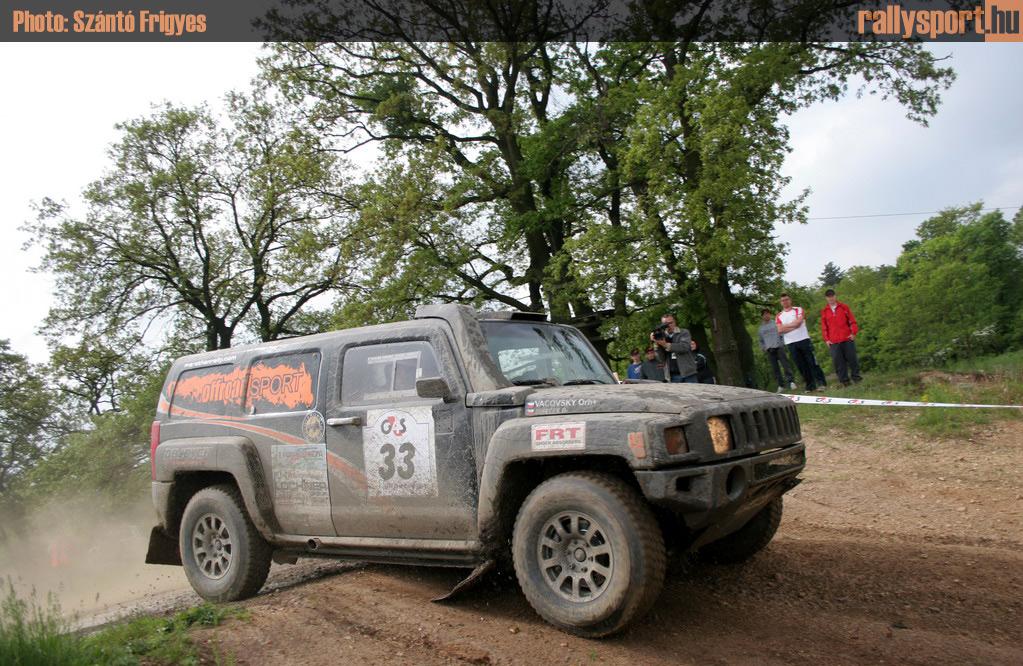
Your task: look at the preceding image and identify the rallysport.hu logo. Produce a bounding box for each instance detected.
[857,1,1020,40]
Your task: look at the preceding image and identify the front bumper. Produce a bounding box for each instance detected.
[635,443,805,529]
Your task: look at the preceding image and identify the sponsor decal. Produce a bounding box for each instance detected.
[302,411,326,443]
[531,422,586,451]
[363,406,438,497]
[170,355,318,416]
[526,397,599,415]
[162,446,211,462]
[628,431,646,460]
[246,360,316,410]
[271,444,332,533]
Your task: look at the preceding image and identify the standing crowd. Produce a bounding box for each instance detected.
[758,289,862,392]
[626,289,863,393]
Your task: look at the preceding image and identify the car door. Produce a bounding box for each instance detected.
[324,329,477,540]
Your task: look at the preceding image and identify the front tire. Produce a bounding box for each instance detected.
[512,472,665,637]
[179,484,272,602]
[700,495,783,564]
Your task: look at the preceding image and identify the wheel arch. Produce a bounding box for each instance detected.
[477,454,640,557]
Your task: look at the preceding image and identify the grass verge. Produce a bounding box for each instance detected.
[795,350,1023,439]
[0,579,245,665]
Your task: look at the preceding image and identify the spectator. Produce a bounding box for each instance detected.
[626,348,643,380]
[776,294,817,391]
[690,339,716,384]
[820,288,863,386]
[651,313,698,383]
[758,308,797,392]
[640,347,664,381]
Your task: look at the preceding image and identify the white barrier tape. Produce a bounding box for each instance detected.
[782,394,1022,409]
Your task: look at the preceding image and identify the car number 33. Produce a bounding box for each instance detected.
[363,407,438,497]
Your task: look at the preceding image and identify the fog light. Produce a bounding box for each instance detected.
[708,416,733,454]
[664,426,687,455]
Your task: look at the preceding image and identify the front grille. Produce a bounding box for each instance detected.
[734,404,800,448]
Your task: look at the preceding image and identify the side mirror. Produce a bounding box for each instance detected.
[416,377,453,402]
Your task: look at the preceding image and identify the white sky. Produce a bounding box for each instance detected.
[1,42,1020,362]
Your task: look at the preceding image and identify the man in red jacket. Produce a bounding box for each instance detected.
[820,288,862,386]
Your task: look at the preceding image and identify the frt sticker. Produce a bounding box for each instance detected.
[531,422,586,451]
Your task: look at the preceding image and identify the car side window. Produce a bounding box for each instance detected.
[244,351,321,415]
[341,341,441,405]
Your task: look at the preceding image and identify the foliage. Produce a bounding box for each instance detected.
[0,342,63,497]
[84,602,245,665]
[26,89,366,352]
[0,581,242,666]
[818,261,845,287]
[12,365,165,510]
[265,33,952,383]
[857,205,1023,370]
[0,580,85,666]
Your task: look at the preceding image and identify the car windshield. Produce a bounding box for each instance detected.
[479,321,615,386]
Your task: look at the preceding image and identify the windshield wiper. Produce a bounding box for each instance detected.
[511,377,562,387]
[561,379,607,386]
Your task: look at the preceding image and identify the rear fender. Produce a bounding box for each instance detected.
[153,437,281,540]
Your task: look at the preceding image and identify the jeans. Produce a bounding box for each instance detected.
[765,347,795,387]
[786,339,817,390]
[829,340,862,384]
[670,374,699,383]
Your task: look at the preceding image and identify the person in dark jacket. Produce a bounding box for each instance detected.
[690,339,716,384]
[820,288,862,386]
[651,313,698,383]
[640,347,664,381]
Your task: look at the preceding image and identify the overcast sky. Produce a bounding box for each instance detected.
[1,43,1020,362]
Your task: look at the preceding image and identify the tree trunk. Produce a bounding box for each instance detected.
[724,286,757,387]
[699,271,744,386]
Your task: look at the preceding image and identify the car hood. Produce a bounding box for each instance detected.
[467,382,776,415]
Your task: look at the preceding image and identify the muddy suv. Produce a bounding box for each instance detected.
[146,304,804,636]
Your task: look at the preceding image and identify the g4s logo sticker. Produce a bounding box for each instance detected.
[380,415,407,436]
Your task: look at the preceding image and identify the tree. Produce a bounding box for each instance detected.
[27,92,366,352]
[818,262,845,287]
[600,39,952,384]
[0,341,61,497]
[261,3,953,383]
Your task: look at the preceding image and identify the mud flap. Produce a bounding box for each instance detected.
[145,526,182,566]
[431,560,495,603]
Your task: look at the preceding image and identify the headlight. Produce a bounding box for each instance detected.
[707,416,733,454]
[663,426,687,455]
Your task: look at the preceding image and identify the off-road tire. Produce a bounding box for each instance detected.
[700,496,783,564]
[179,484,272,602]
[512,472,666,638]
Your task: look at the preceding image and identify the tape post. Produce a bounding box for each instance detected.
[783,394,1022,409]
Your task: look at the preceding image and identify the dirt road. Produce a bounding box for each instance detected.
[186,417,1022,664]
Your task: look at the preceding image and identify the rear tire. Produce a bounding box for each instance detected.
[512,472,665,638]
[179,484,272,602]
[700,496,783,564]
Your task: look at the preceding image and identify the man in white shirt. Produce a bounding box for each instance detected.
[776,293,817,391]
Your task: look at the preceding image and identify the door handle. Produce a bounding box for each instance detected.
[327,416,362,427]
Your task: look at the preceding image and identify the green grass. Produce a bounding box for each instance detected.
[0,580,245,666]
[795,350,1023,439]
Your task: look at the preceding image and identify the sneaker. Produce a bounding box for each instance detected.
[789,381,797,389]
[776,386,784,393]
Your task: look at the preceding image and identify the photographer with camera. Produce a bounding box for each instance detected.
[650,313,698,383]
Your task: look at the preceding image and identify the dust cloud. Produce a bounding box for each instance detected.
[0,493,188,619]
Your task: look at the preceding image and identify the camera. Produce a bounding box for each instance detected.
[652,322,671,341]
